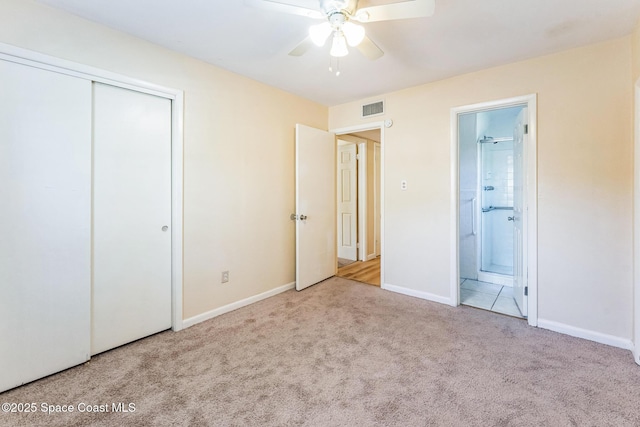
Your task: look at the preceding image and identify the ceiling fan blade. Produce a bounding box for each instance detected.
[353,0,435,23]
[244,0,325,20]
[356,35,384,60]
[289,36,315,56]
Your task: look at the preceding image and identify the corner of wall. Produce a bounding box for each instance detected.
[633,20,640,83]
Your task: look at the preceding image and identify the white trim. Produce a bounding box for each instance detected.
[450,108,460,307]
[0,42,185,332]
[634,81,640,365]
[171,92,185,332]
[358,142,368,262]
[383,283,453,306]
[374,142,381,257]
[538,319,634,351]
[0,42,179,100]
[182,282,296,329]
[450,95,538,326]
[332,122,385,288]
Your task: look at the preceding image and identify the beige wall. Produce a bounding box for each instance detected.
[0,0,328,319]
[632,20,640,356]
[633,22,640,82]
[330,37,634,340]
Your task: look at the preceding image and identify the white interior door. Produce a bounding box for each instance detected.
[92,83,172,355]
[295,124,336,291]
[0,60,92,392]
[337,142,358,261]
[513,107,528,316]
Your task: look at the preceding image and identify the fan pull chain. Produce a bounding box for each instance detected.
[328,57,341,76]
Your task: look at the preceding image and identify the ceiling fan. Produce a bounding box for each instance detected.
[245,0,435,60]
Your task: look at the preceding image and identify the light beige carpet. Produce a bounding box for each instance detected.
[1,277,640,426]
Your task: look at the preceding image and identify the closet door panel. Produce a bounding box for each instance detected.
[0,60,92,392]
[92,83,172,355]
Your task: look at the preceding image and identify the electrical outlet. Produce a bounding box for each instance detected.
[221,271,229,283]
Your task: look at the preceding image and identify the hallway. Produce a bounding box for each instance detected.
[337,257,380,286]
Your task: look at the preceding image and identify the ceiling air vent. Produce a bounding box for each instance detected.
[361,100,384,118]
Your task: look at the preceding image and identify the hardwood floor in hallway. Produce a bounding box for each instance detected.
[336,257,380,286]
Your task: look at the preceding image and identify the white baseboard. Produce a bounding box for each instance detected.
[537,318,634,351]
[182,282,296,329]
[382,283,452,306]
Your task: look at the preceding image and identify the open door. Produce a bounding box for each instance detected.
[513,108,528,316]
[295,124,336,291]
[337,142,358,261]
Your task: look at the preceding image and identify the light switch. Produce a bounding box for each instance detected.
[401,180,407,190]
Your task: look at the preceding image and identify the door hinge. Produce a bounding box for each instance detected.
[356,243,360,248]
[524,286,528,296]
[524,124,529,135]
[356,154,361,160]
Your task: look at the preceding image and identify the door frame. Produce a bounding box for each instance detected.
[358,141,368,261]
[374,142,381,257]
[0,42,185,331]
[336,139,359,261]
[336,137,369,262]
[634,81,640,365]
[450,94,538,326]
[332,122,385,286]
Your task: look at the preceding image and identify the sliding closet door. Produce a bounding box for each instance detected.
[0,60,92,392]
[92,83,172,355]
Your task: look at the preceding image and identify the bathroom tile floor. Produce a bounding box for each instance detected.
[460,279,524,318]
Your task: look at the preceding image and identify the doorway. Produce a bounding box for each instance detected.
[451,95,538,325]
[334,128,382,287]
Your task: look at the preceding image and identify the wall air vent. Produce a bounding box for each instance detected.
[361,100,384,118]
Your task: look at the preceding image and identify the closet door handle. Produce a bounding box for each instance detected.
[471,198,477,236]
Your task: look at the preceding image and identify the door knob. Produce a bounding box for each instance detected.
[508,216,514,222]
[290,213,298,220]
[299,214,308,220]
[162,225,169,231]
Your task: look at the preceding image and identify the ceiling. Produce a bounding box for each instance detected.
[35,0,640,106]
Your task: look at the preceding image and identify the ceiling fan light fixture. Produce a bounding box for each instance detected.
[342,21,365,47]
[330,33,349,57]
[309,22,333,47]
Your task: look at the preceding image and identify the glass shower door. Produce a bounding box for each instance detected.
[480,140,514,276]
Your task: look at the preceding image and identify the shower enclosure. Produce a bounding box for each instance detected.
[478,136,514,285]
[459,106,524,287]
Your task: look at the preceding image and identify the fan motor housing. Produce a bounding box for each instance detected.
[320,0,357,16]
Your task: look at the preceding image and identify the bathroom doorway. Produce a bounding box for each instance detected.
[452,95,538,324]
